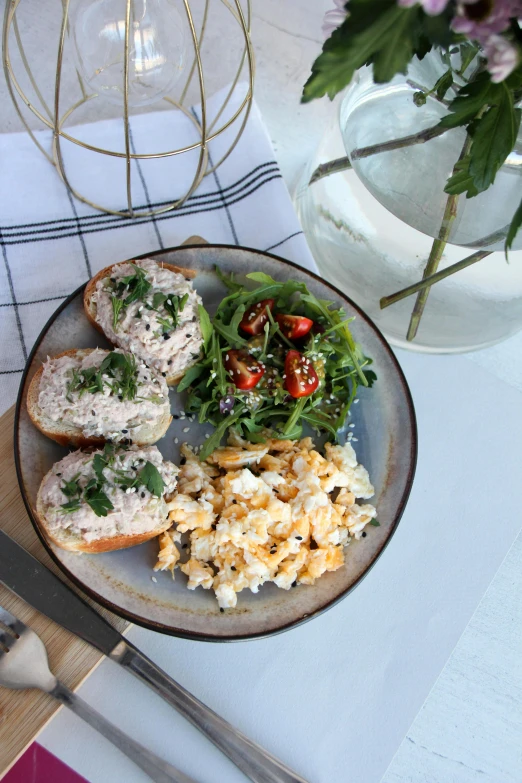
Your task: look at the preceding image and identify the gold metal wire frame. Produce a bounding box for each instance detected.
[2,0,254,217]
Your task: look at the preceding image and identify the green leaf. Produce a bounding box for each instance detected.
[457,42,479,75]
[61,498,82,513]
[420,10,455,48]
[369,519,381,527]
[505,197,522,257]
[84,485,114,517]
[61,474,81,498]
[198,406,245,461]
[246,272,278,285]
[435,69,453,101]
[198,305,213,348]
[215,266,242,292]
[176,363,206,393]
[153,292,167,310]
[139,461,165,498]
[438,73,500,129]
[111,295,124,331]
[468,86,521,192]
[302,1,420,102]
[92,454,107,483]
[444,156,479,198]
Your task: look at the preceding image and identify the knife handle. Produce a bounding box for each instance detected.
[111,640,310,783]
[50,680,198,783]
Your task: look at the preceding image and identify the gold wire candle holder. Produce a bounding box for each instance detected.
[2,0,255,217]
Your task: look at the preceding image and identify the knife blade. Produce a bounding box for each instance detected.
[0,531,308,783]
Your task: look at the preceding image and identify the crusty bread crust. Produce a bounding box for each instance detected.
[36,465,172,554]
[83,260,200,385]
[27,348,172,448]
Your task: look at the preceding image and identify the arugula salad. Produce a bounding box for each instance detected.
[177,269,376,460]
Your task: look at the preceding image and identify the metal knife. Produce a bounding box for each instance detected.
[0,531,308,783]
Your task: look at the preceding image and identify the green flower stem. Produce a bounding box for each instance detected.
[406,133,474,342]
[379,250,491,309]
[308,122,450,186]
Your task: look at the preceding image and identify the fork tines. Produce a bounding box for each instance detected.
[0,605,24,653]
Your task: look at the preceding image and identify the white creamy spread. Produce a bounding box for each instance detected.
[92,259,203,376]
[40,446,179,543]
[37,349,170,442]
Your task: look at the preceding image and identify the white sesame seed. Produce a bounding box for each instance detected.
[225,354,229,361]
[349,423,355,428]
[267,354,273,358]
[205,434,210,439]
[174,437,179,444]
[183,427,190,433]
[138,305,143,312]
[151,576,157,583]
[354,398,360,404]
[352,437,358,442]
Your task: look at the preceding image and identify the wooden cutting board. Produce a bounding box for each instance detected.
[0,405,130,777]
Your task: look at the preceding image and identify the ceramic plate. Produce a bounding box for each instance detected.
[15,245,417,641]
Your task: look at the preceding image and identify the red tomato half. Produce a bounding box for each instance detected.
[284,350,319,398]
[276,314,314,340]
[224,349,265,390]
[239,299,275,335]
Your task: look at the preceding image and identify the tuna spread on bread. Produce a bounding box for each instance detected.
[92,259,203,377]
[38,445,179,543]
[37,349,170,442]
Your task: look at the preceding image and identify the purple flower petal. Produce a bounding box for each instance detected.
[484,34,520,82]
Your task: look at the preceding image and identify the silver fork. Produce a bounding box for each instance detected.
[0,606,198,783]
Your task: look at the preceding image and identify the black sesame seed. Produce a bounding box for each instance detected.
[191,352,199,359]
[192,316,197,322]
[291,580,297,588]
[182,543,188,549]
[295,535,303,541]
[145,324,150,331]
[163,333,170,340]
[141,492,145,498]
[180,457,186,465]
[362,532,367,538]
[172,414,179,420]
[231,566,236,571]
[220,608,224,613]
[232,499,237,504]
[122,429,128,434]
[91,410,96,416]
[56,472,62,477]
[118,395,123,401]
[168,360,173,365]
[186,333,192,338]
[162,372,167,377]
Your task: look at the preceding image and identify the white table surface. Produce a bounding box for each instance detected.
[2,2,522,782]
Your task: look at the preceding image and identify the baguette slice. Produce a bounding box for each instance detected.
[27,348,172,448]
[36,446,177,554]
[84,260,200,385]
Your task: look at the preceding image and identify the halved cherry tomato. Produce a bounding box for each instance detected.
[224,349,265,390]
[284,350,319,398]
[276,314,314,341]
[239,299,274,335]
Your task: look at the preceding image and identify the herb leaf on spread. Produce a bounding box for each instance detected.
[139,461,165,498]
[180,267,376,460]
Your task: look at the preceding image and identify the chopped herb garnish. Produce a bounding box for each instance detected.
[66,351,139,403]
[369,519,381,527]
[84,483,114,517]
[111,296,124,331]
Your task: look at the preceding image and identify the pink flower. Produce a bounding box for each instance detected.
[452,0,522,37]
[398,0,450,14]
[483,34,520,81]
[322,0,348,39]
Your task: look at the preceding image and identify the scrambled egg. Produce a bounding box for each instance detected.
[154,433,377,609]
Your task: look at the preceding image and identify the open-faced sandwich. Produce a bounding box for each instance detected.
[36,444,178,553]
[84,258,203,384]
[27,348,171,447]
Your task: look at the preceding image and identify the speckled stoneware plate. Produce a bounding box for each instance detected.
[15,244,417,641]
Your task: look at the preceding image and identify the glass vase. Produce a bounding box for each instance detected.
[294,54,522,353]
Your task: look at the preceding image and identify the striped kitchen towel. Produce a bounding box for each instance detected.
[0,85,315,414]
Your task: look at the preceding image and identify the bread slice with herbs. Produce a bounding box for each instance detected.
[27,348,172,448]
[84,258,203,385]
[36,444,178,554]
